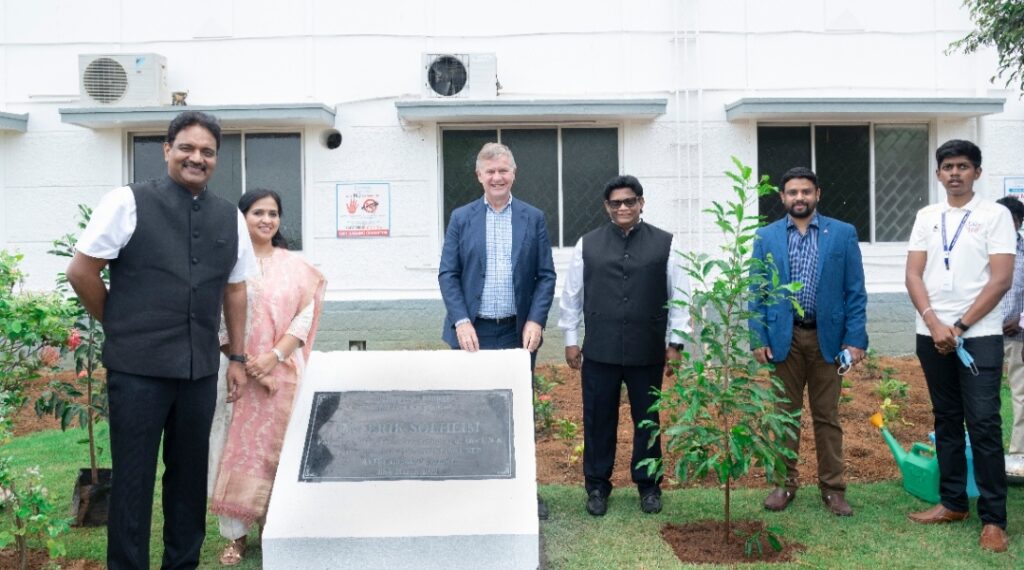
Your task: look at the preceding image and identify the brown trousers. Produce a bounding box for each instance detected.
[774,326,845,492]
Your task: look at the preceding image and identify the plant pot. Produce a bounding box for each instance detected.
[70,468,112,527]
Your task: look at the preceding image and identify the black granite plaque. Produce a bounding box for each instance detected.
[298,390,515,482]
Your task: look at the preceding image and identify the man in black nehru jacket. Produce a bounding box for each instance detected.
[67,111,256,569]
[559,174,691,516]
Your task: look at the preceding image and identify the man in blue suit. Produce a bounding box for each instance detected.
[749,166,868,517]
[438,141,557,518]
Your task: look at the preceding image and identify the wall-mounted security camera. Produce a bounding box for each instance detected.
[321,129,342,150]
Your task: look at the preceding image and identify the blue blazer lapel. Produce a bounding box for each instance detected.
[470,200,487,271]
[511,200,526,271]
[815,216,832,283]
[769,220,790,284]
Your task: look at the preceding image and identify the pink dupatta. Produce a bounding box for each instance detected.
[210,248,326,523]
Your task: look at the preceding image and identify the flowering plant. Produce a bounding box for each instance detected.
[0,393,70,569]
[0,251,76,407]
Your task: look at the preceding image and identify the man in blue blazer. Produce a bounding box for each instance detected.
[749,166,868,517]
[438,142,557,517]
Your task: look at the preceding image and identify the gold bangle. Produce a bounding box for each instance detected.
[921,307,934,318]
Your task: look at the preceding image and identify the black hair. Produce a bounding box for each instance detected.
[238,189,288,249]
[166,111,222,150]
[780,166,819,189]
[603,175,644,201]
[997,196,1024,221]
[936,139,982,169]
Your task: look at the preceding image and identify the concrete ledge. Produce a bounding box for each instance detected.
[315,291,916,363]
[396,98,667,122]
[59,103,336,129]
[0,111,29,132]
[263,534,539,570]
[724,97,1005,122]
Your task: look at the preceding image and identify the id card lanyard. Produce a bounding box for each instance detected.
[941,209,971,291]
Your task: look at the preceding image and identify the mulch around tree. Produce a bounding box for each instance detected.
[661,520,804,565]
[534,355,936,490]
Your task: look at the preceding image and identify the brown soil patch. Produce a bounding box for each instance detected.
[535,355,935,489]
[661,520,804,564]
[0,548,104,570]
[10,370,105,437]
[16,357,934,492]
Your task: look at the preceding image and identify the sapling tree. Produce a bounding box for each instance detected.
[36,205,109,486]
[640,157,801,543]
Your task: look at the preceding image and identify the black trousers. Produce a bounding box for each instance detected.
[106,370,217,570]
[915,335,1007,527]
[581,358,663,497]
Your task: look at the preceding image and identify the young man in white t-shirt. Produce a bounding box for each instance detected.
[904,139,1014,553]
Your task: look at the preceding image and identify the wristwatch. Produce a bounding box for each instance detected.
[668,342,685,352]
[954,319,971,332]
[227,354,246,363]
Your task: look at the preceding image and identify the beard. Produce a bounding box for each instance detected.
[787,202,816,219]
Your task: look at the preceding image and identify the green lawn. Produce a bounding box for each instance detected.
[1,385,1021,569]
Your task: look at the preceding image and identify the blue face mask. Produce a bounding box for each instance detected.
[834,349,852,376]
[955,337,980,376]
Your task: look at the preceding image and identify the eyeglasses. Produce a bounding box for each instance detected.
[606,197,640,209]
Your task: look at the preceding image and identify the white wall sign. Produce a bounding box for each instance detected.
[336,182,391,237]
[1004,177,1024,198]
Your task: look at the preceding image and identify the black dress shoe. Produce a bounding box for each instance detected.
[640,492,662,514]
[586,490,608,516]
[537,494,549,520]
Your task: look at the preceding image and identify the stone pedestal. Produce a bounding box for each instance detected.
[262,349,539,570]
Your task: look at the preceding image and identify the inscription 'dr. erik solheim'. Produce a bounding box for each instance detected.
[298,390,515,482]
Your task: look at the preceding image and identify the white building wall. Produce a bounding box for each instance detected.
[0,0,1020,311]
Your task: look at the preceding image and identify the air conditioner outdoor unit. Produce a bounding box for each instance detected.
[422,53,497,99]
[78,53,169,106]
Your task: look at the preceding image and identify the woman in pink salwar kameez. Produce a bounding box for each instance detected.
[209,189,326,565]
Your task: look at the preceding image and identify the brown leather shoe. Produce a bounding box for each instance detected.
[979,524,1009,553]
[907,504,969,524]
[763,488,796,512]
[821,491,853,517]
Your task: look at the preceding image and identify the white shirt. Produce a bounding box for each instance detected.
[558,233,692,347]
[76,185,257,283]
[908,194,1017,338]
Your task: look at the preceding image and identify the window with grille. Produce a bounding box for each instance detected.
[757,123,929,243]
[131,132,304,249]
[441,127,619,247]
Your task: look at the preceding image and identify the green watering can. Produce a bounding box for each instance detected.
[870,413,940,504]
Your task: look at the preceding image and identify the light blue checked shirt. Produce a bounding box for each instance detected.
[787,213,820,321]
[1000,233,1024,341]
[478,196,516,318]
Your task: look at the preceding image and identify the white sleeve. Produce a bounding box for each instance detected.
[906,210,929,252]
[75,186,136,259]
[557,239,585,346]
[666,236,692,343]
[988,206,1018,255]
[228,210,258,283]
